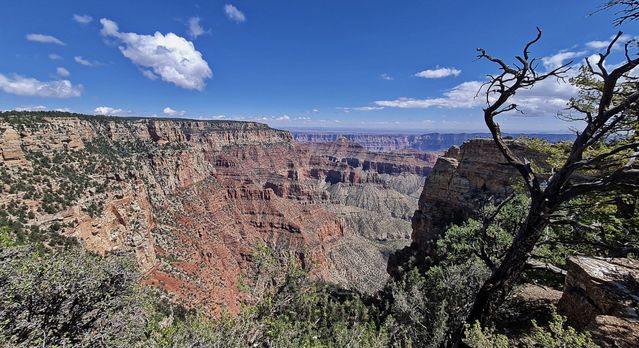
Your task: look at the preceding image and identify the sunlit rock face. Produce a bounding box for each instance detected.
[558,256,639,348]
[388,138,548,275]
[0,113,437,313]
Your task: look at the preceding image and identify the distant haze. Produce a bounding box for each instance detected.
[292,131,575,152]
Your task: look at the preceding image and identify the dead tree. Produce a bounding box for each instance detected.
[460,29,639,336]
[603,0,639,25]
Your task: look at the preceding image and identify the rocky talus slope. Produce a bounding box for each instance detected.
[0,112,436,313]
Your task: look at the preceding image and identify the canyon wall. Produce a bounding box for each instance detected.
[0,112,436,313]
[389,138,549,273]
[293,131,574,152]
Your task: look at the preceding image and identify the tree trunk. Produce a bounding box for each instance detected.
[454,198,550,346]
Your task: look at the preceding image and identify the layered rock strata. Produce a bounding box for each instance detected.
[0,112,436,313]
[389,138,549,273]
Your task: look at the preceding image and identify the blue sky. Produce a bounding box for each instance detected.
[0,0,636,132]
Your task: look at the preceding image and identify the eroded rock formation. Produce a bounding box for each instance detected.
[0,112,436,313]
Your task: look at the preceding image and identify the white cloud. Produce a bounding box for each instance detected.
[585,34,636,50]
[585,40,610,50]
[15,105,71,112]
[163,107,186,116]
[375,81,483,109]
[0,74,82,98]
[338,106,385,112]
[224,4,246,23]
[187,17,208,39]
[94,106,126,115]
[48,53,62,60]
[100,18,212,91]
[56,67,70,77]
[541,50,585,69]
[15,105,47,111]
[375,74,578,118]
[415,67,461,79]
[141,69,158,80]
[275,115,290,121]
[26,33,65,45]
[381,73,393,80]
[74,56,95,66]
[73,14,93,24]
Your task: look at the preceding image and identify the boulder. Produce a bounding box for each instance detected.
[558,256,639,348]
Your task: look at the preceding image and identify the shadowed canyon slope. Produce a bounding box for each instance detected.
[0,112,436,313]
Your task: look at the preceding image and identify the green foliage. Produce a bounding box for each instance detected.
[381,259,489,347]
[0,226,17,248]
[437,194,530,268]
[520,308,598,348]
[463,321,509,348]
[464,308,598,348]
[0,246,144,347]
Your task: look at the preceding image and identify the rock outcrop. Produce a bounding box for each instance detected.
[558,256,639,348]
[0,126,30,168]
[389,138,548,273]
[0,112,436,313]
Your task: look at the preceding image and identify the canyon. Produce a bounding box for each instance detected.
[0,112,436,313]
[292,131,575,152]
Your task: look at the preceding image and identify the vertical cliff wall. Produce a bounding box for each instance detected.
[389,138,548,273]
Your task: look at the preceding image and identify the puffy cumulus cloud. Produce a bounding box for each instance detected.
[541,50,585,69]
[56,67,70,77]
[73,14,93,24]
[26,33,65,45]
[48,53,62,60]
[415,67,461,79]
[187,17,208,39]
[224,4,246,23]
[163,107,186,116]
[94,106,126,115]
[100,18,212,91]
[0,74,82,98]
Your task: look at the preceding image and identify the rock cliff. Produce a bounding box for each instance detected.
[389,138,549,273]
[0,111,436,313]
